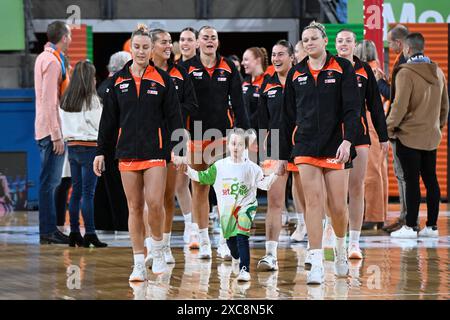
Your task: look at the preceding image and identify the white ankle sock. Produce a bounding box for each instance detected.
[145,237,152,255]
[133,253,145,265]
[151,238,164,251]
[297,213,305,224]
[191,222,199,233]
[349,230,360,244]
[183,212,192,224]
[162,233,171,246]
[266,241,278,258]
[336,236,347,252]
[199,228,210,244]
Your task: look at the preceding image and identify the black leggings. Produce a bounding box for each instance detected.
[395,141,440,228]
[226,234,250,271]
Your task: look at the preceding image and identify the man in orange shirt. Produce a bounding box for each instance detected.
[34,21,72,244]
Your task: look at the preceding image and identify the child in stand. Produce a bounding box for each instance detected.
[184,128,278,282]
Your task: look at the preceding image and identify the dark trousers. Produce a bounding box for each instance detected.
[226,234,250,271]
[55,177,71,226]
[94,149,128,231]
[395,140,440,228]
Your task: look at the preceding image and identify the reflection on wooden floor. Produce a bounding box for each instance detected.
[0,204,448,300]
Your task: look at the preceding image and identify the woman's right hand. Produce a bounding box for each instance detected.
[93,155,105,177]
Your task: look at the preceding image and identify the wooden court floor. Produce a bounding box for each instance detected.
[0,204,448,300]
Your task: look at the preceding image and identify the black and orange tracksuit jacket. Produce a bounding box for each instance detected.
[167,61,198,136]
[97,60,184,162]
[180,53,250,136]
[242,73,268,130]
[353,56,388,146]
[279,52,361,161]
[258,72,284,157]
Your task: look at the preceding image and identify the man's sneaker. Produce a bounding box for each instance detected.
[183,222,192,244]
[306,264,324,285]
[217,242,232,260]
[334,248,349,278]
[129,281,147,300]
[382,218,405,233]
[257,254,278,271]
[198,242,212,259]
[304,250,312,270]
[163,245,175,264]
[236,266,251,282]
[418,226,439,238]
[290,223,307,242]
[391,225,418,239]
[322,221,336,248]
[152,248,168,274]
[188,224,200,249]
[39,230,70,244]
[129,263,147,282]
[348,242,363,260]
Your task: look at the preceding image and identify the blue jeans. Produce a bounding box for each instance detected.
[37,136,65,235]
[68,146,98,234]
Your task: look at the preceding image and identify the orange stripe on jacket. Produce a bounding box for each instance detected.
[142,66,165,87]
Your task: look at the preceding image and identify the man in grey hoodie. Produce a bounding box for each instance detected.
[387,33,449,239]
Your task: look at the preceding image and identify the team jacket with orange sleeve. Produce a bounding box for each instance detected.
[279,52,361,161]
[258,72,284,157]
[97,60,184,161]
[167,61,199,136]
[242,74,268,130]
[180,53,250,136]
[353,56,388,146]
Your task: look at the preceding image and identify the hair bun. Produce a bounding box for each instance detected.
[136,23,149,33]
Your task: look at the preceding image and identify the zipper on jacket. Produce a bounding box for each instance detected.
[291,125,298,146]
[227,109,234,128]
[361,116,367,135]
[158,127,163,149]
[116,128,122,147]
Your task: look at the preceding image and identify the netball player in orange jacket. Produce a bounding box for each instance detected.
[94,24,184,281]
[180,26,250,259]
[335,29,388,260]
[278,22,360,285]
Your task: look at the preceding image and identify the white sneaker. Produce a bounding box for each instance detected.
[307,264,324,285]
[348,242,363,260]
[334,248,349,278]
[129,281,147,300]
[290,223,307,242]
[391,225,418,239]
[129,263,147,282]
[322,221,336,248]
[257,254,278,271]
[281,211,289,226]
[152,248,168,274]
[418,226,439,238]
[304,250,312,270]
[198,242,212,259]
[236,266,251,282]
[163,245,175,264]
[217,242,232,260]
[188,224,200,249]
[183,222,192,244]
[144,253,153,269]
